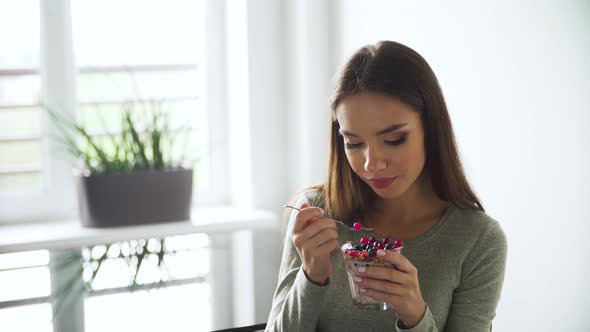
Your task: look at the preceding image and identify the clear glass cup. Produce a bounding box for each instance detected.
[341,242,403,310]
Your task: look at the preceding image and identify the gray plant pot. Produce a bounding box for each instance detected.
[77,168,193,228]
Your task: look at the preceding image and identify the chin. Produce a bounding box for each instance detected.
[367,180,406,199]
[373,188,404,200]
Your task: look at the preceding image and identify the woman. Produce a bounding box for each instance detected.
[266,41,507,331]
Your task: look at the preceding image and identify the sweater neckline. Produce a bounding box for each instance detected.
[364,204,456,247]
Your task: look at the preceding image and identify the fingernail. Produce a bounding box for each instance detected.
[357,267,366,273]
[319,208,325,215]
[353,276,362,282]
[377,249,386,256]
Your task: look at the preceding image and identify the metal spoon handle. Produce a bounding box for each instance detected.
[282,205,373,231]
[283,205,301,211]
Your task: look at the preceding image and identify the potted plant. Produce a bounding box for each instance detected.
[46,100,194,227]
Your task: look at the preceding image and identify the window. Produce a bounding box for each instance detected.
[82,234,211,332]
[1,1,231,330]
[0,0,42,191]
[0,0,228,223]
[0,249,52,332]
[71,0,209,197]
[0,235,212,332]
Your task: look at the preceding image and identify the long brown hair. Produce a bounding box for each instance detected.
[309,40,484,224]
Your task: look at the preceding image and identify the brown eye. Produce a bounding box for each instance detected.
[344,142,363,149]
[385,136,406,146]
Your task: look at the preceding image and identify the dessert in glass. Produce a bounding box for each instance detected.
[341,232,403,310]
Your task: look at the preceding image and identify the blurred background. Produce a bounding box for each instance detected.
[0,0,589,331]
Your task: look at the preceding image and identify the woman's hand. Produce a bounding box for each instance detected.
[354,249,427,328]
[291,203,340,285]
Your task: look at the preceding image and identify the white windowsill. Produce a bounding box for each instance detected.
[0,206,278,254]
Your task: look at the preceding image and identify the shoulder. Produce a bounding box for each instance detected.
[447,206,507,253]
[295,187,327,209]
[445,207,508,285]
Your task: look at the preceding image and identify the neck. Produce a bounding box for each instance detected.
[369,171,446,227]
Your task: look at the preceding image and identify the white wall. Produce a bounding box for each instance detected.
[283,0,340,197]
[335,0,590,330]
[225,0,288,327]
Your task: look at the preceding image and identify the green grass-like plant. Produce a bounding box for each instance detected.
[45,100,193,175]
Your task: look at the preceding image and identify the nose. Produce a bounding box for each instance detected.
[364,144,388,174]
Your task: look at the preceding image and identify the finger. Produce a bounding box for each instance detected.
[301,218,337,240]
[304,217,318,227]
[315,238,340,256]
[355,276,405,295]
[304,215,333,227]
[359,288,401,307]
[292,206,325,233]
[357,266,409,284]
[375,249,416,273]
[304,227,339,251]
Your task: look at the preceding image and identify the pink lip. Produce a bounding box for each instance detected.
[368,177,398,189]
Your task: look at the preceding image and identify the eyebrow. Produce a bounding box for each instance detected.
[339,123,408,137]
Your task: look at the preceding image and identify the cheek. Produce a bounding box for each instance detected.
[403,140,426,169]
[344,150,364,173]
[390,148,412,171]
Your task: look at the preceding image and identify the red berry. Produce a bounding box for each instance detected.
[349,251,359,257]
[383,237,391,244]
[360,237,369,244]
[393,240,403,249]
[361,252,369,260]
[353,222,362,230]
[369,237,377,243]
[377,243,385,250]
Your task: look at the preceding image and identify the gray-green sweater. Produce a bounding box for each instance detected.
[265,192,507,331]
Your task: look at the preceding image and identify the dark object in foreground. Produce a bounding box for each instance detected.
[211,323,266,332]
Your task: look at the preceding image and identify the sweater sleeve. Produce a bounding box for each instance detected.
[265,193,330,332]
[395,305,438,332]
[443,219,508,331]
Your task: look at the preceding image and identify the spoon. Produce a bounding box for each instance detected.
[283,205,374,231]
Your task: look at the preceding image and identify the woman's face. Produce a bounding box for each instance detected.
[336,91,426,199]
